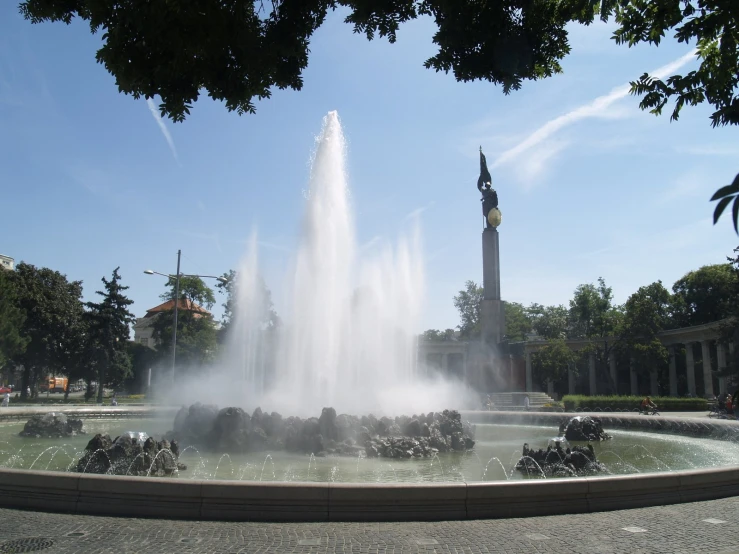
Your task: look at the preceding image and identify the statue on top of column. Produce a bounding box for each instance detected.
[477,147,499,228]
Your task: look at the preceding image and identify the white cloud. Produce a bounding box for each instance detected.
[490,49,698,176]
[146,98,179,164]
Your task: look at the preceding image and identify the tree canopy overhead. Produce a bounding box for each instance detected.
[18,0,739,232]
[17,0,610,123]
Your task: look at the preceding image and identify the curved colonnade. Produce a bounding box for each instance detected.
[1,408,738,521]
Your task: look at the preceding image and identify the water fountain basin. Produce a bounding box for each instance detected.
[1,407,739,521]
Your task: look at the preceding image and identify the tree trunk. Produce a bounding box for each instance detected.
[20,366,30,400]
[96,358,107,404]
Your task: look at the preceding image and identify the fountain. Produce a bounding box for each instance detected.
[220,111,467,417]
[1,112,739,521]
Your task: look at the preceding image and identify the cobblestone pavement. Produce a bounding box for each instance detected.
[2,498,739,554]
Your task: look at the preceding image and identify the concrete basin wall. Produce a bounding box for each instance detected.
[1,409,738,521]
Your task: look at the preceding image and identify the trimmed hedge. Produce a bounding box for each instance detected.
[562,395,708,412]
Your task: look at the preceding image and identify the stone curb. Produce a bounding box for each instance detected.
[1,466,739,521]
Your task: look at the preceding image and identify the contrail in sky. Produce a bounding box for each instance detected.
[492,49,698,169]
[147,98,179,163]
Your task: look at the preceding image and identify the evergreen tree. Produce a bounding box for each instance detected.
[85,268,135,402]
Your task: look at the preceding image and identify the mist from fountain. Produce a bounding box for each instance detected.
[218,111,470,416]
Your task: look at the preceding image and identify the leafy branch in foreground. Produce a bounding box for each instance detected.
[711,173,739,234]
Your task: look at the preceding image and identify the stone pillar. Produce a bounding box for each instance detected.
[547,380,554,396]
[701,340,714,398]
[508,354,514,392]
[609,352,617,394]
[568,362,576,395]
[717,343,727,395]
[525,350,533,392]
[588,351,597,396]
[668,345,678,397]
[629,358,638,396]
[685,343,696,397]
[481,228,502,346]
[650,369,658,396]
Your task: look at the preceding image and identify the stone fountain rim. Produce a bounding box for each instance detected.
[1,407,739,521]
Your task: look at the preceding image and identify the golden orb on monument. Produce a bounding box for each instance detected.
[487,207,502,228]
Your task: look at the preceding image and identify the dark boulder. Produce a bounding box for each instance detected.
[558,416,611,442]
[74,433,185,477]
[515,442,605,477]
[19,413,84,438]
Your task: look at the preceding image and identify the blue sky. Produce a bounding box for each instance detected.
[1,5,738,333]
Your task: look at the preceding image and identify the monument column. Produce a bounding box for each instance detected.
[481,227,502,346]
[568,361,576,394]
[685,342,697,396]
[609,352,618,394]
[525,350,533,393]
[477,149,504,348]
[701,340,714,398]
[588,351,597,396]
[650,369,659,396]
[716,343,727,395]
[668,345,678,397]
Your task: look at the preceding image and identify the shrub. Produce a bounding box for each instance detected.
[561,395,707,412]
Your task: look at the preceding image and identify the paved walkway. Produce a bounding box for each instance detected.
[1,497,739,553]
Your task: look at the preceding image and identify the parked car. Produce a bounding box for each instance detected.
[0,386,12,394]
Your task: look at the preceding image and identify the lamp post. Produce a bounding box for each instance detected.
[144,250,227,382]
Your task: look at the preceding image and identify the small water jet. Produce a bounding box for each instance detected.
[259,454,275,482]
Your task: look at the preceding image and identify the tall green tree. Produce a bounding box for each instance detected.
[453,281,483,340]
[717,246,739,380]
[568,278,623,391]
[421,329,456,342]
[85,268,135,402]
[526,303,569,340]
[0,269,29,368]
[215,269,279,343]
[153,276,218,369]
[504,301,531,342]
[616,281,673,383]
[671,263,737,327]
[9,263,85,398]
[161,275,216,310]
[569,278,620,339]
[532,338,576,388]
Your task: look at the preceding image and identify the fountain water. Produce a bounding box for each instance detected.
[259,454,275,481]
[219,111,462,416]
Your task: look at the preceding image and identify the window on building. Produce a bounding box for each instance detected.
[140,338,149,346]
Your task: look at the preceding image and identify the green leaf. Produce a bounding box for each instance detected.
[713,196,734,224]
[710,182,739,201]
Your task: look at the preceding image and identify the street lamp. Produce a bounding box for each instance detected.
[144,249,228,382]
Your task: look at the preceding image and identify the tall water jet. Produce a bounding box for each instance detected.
[223,111,462,415]
[224,232,272,405]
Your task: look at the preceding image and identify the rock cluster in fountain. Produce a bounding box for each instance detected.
[167,404,475,459]
[515,442,606,477]
[558,416,612,441]
[19,413,84,438]
[73,433,186,477]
